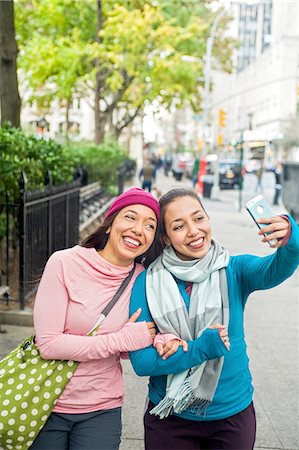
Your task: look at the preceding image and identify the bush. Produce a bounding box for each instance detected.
[0,125,76,204]
[66,137,129,191]
[0,127,133,203]
[0,126,134,241]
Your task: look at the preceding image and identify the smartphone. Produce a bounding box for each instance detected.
[246,195,277,246]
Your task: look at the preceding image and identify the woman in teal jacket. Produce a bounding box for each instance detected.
[129,188,299,450]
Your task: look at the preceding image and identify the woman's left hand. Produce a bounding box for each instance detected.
[156,339,188,360]
[257,216,290,248]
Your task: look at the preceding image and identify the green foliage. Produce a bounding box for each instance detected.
[15,0,95,110]
[0,125,75,204]
[0,126,131,240]
[14,1,235,141]
[0,127,128,203]
[0,125,74,241]
[66,137,128,190]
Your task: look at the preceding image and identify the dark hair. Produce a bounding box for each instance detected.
[81,210,161,268]
[82,212,118,250]
[158,188,207,239]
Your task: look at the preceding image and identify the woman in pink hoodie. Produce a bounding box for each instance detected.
[31,188,160,450]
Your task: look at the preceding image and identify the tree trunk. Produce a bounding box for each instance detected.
[65,98,71,145]
[94,0,103,144]
[96,111,106,143]
[107,109,113,132]
[0,0,21,127]
[94,71,103,144]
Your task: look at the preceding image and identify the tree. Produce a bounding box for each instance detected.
[14,1,234,143]
[89,2,233,142]
[0,0,21,127]
[14,0,95,142]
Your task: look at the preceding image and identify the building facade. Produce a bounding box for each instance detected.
[210,0,299,163]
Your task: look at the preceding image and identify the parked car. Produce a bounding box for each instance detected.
[218,160,241,189]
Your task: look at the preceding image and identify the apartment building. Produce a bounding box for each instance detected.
[210,0,299,162]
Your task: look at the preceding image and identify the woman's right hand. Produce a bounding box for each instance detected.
[128,308,156,342]
[209,324,230,350]
[156,339,188,360]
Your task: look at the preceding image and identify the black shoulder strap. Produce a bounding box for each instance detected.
[101,263,136,318]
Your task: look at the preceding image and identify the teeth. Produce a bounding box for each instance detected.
[124,237,140,246]
[189,237,203,247]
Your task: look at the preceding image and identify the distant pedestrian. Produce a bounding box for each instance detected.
[139,160,156,192]
[164,154,173,176]
[192,157,200,188]
[30,188,161,449]
[129,188,299,450]
[255,164,264,193]
[155,155,163,171]
[272,161,282,205]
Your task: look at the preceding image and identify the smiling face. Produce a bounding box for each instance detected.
[163,195,212,261]
[99,204,157,266]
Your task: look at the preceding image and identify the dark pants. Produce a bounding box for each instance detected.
[30,407,121,450]
[144,400,256,450]
[142,180,152,192]
[273,184,282,205]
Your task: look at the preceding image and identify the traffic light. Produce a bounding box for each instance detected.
[218,109,227,128]
[217,133,223,146]
[197,138,204,150]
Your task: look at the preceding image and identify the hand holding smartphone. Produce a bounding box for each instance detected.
[246,195,277,246]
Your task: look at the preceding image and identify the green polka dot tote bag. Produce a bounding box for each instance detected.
[0,336,79,449]
[0,264,135,449]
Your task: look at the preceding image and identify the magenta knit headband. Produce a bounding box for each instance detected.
[105,187,160,220]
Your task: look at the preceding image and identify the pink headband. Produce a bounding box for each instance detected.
[105,187,160,220]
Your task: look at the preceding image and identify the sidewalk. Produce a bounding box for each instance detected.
[1,172,298,450]
[120,171,298,450]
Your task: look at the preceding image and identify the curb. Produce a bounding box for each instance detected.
[0,309,33,327]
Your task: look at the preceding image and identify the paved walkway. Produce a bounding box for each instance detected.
[1,171,298,450]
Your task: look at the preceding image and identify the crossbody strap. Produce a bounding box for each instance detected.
[88,263,136,335]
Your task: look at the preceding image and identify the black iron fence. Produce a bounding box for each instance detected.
[0,192,11,306]
[0,162,133,310]
[0,172,81,310]
[18,172,81,309]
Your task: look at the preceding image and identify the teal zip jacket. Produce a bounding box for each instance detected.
[129,215,299,421]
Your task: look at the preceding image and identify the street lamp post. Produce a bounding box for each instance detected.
[201,9,227,200]
[197,9,227,200]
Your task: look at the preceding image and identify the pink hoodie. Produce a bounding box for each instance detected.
[33,245,152,413]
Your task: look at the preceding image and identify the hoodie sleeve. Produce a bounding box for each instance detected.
[33,252,152,362]
[129,271,228,377]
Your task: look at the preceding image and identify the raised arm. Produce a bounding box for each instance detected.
[236,215,299,297]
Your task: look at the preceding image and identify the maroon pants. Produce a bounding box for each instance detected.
[144,401,256,450]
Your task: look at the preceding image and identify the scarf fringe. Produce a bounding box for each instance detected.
[149,379,211,419]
